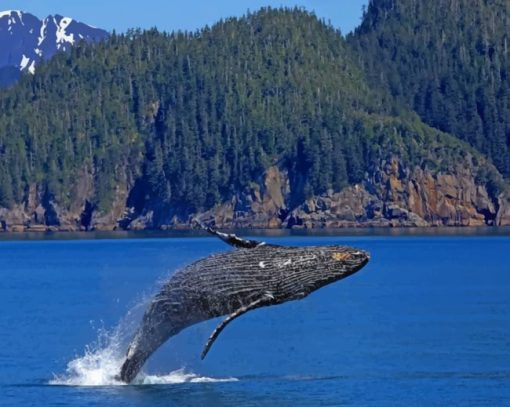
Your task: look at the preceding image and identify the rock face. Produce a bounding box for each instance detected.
[175,158,509,229]
[285,158,500,229]
[0,168,128,232]
[198,166,290,229]
[496,194,510,226]
[1,157,509,232]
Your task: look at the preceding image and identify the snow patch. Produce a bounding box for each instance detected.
[19,55,36,74]
[35,48,42,57]
[0,10,15,19]
[38,17,48,46]
[56,16,75,45]
[19,54,30,70]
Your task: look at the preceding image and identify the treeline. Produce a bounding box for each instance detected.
[0,7,503,215]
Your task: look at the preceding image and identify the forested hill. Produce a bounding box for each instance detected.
[350,0,510,178]
[0,8,508,231]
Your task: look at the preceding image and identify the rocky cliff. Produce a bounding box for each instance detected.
[284,159,501,228]
[198,157,508,229]
[1,155,508,232]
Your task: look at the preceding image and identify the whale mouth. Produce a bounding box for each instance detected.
[353,250,370,268]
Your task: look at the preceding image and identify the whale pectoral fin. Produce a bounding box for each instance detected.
[201,294,274,359]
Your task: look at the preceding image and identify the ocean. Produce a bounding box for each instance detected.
[1,230,509,406]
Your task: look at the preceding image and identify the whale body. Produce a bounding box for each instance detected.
[119,228,370,383]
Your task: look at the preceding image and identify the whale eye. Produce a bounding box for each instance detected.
[331,252,351,261]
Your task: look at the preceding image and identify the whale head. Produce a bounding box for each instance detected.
[326,247,370,278]
[269,245,370,301]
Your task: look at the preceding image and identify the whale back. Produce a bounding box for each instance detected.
[156,244,367,322]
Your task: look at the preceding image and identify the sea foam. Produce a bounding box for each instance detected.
[50,302,237,386]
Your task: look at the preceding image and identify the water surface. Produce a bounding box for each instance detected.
[1,231,509,405]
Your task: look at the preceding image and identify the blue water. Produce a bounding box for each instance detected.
[1,233,509,406]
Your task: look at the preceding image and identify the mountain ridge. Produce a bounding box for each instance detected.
[0,10,107,86]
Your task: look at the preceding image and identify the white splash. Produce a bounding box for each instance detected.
[49,334,125,386]
[50,336,237,386]
[137,369,237,385]
[49,302,237,386]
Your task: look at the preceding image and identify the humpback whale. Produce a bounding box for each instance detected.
[119,226,370,383]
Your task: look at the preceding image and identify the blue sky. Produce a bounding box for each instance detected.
[1,0,368,34]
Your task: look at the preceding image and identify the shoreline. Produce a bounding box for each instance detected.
[1,225,510,241]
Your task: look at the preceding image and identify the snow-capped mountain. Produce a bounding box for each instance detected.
[0,10,107,85]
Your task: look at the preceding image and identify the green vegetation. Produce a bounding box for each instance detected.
[0,7,504,217]
[350,0,510,177]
